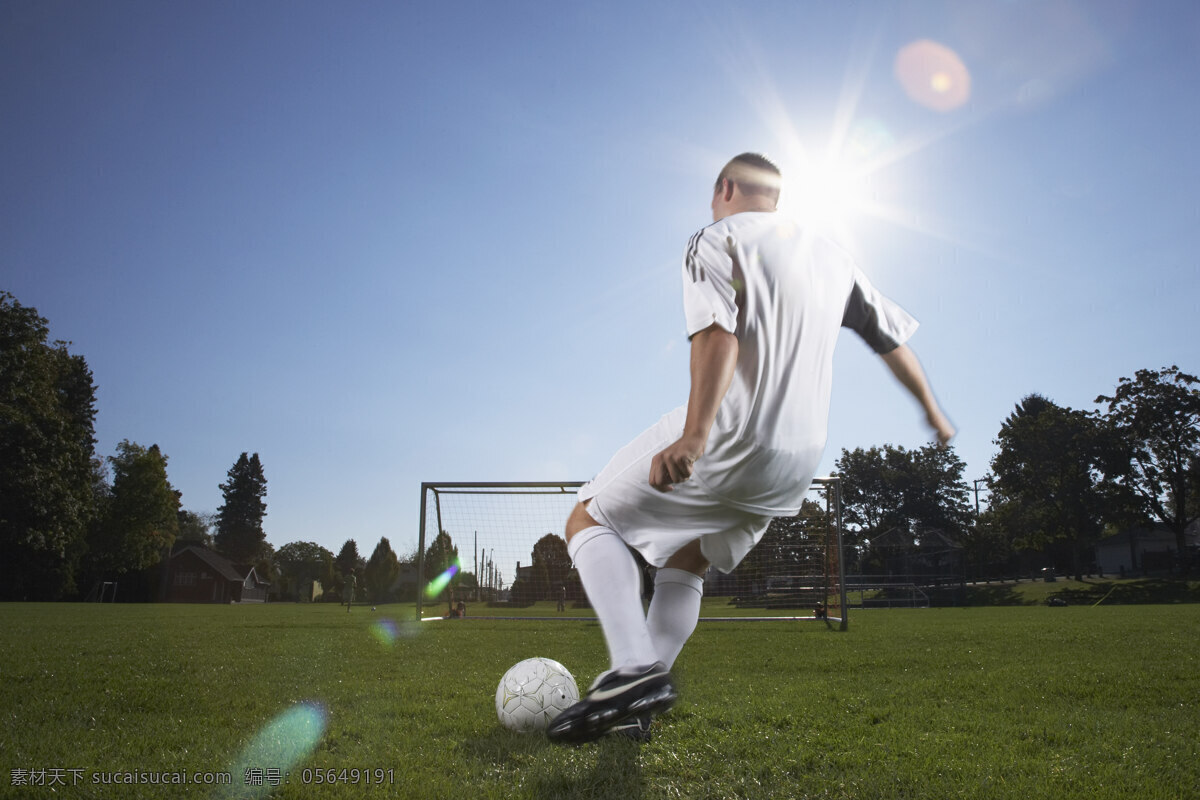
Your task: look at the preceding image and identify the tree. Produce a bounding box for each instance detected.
[989,394,1118,579]
[1096,366,1200,558]
[423,530,459,583]
[531,533,571,600]
[254,541,280,596]
[421,529,462,601]
[737,498,829,593]
[336,539,362,575]
[275,541,334,601]
[0,292,98,600]
[365,537,401,603]
[88,441,180,578]
[177,510,214,548]
[836,443,972,555]
[332,539,363,596]
[214,452,268,563]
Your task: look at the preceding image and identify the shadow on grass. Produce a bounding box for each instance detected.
[461,727,643,800]
[964,584,1038,606]
[963,578,1200,606]
[1051,578,1200,606]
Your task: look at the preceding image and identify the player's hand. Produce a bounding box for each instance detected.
[649,434,706,492]
[927,409,956,447]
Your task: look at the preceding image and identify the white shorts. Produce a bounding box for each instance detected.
[578,407,773,573]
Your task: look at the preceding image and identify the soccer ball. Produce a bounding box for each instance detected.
[495,657,579,732]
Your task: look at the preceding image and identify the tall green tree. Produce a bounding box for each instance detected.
[214,452,268,563]
[423,530,459,582]
[836,443,972,544]
[737,498,829,591]
[531,533,571,600]
[365,536,401,602]
[275,541,334,600]
[0,292,98,599]
[330,539,362,596]
[176,510,214,548]
[88,441,180,578]
[335,538,363,583]
[989,394,1117,578]
[1095,366,1200,557]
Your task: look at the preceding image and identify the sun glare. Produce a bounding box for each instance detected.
[722,23,988,256]
[778,155,870,244]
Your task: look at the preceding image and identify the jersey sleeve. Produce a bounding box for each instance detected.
[841,266,919,353]
[681,226,738,338]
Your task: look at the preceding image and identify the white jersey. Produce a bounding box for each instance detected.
[681,211,918,515]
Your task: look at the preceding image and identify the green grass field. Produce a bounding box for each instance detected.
[2,600,1198,800]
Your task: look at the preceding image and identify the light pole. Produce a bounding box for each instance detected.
[972,478,988,517]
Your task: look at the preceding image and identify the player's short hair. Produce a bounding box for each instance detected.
[715,153,782,202]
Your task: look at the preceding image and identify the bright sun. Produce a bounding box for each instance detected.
[776,155,870,244]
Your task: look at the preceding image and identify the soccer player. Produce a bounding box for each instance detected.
[546,153,954,744]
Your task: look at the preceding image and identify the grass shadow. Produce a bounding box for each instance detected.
[529,738,643,800]
[964,584,1038,606]
[461,727,643,800]
[1052,578,1200,606]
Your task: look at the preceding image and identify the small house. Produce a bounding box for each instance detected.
[1096,523,1200,576]
[167,545,269,603]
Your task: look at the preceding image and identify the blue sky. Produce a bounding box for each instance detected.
[4,0,1198,561]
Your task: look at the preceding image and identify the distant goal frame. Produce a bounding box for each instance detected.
[415,479,849,630]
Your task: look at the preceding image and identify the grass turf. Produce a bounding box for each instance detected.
[1,601,1197,799]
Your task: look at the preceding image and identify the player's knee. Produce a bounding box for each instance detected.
[665,540,709,577]
[564,502,599,542]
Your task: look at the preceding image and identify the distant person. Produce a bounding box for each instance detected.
[346,573,356,613]
[557,585,567,613]
[548,153,954,744]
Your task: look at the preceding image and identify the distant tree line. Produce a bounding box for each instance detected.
[0,292,272,600]
[4,290,1197,599]
[0,291,403,602]
[835,366,1199,580]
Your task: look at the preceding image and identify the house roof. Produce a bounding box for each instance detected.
[172,545,249,583]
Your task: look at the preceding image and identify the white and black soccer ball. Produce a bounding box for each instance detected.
[495,657,579,732]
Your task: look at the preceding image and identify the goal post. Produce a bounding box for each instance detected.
[415,479,848,630]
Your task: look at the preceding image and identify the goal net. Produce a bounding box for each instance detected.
[415,479,847,629]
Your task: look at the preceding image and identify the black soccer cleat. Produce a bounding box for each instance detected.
[610,712,654,744]
[546,662,676,745]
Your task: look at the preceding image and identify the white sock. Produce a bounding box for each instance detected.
[647,568,704,670]
[568,526,658,672]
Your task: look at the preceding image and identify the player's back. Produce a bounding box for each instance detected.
[684,211,915,514]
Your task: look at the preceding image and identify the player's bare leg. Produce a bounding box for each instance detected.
[564,501,599,541]
[663,538,709,577]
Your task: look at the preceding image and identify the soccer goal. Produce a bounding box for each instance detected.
[415,479,848,630]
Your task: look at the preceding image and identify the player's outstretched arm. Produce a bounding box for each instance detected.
[880,344,955,446]
[650,324,738,492]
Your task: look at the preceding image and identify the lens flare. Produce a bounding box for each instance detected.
[223,702,327,798]
[894,39,971,112]
[423,556,464,598]
[846,118,894,162]
[370,618,398,647]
